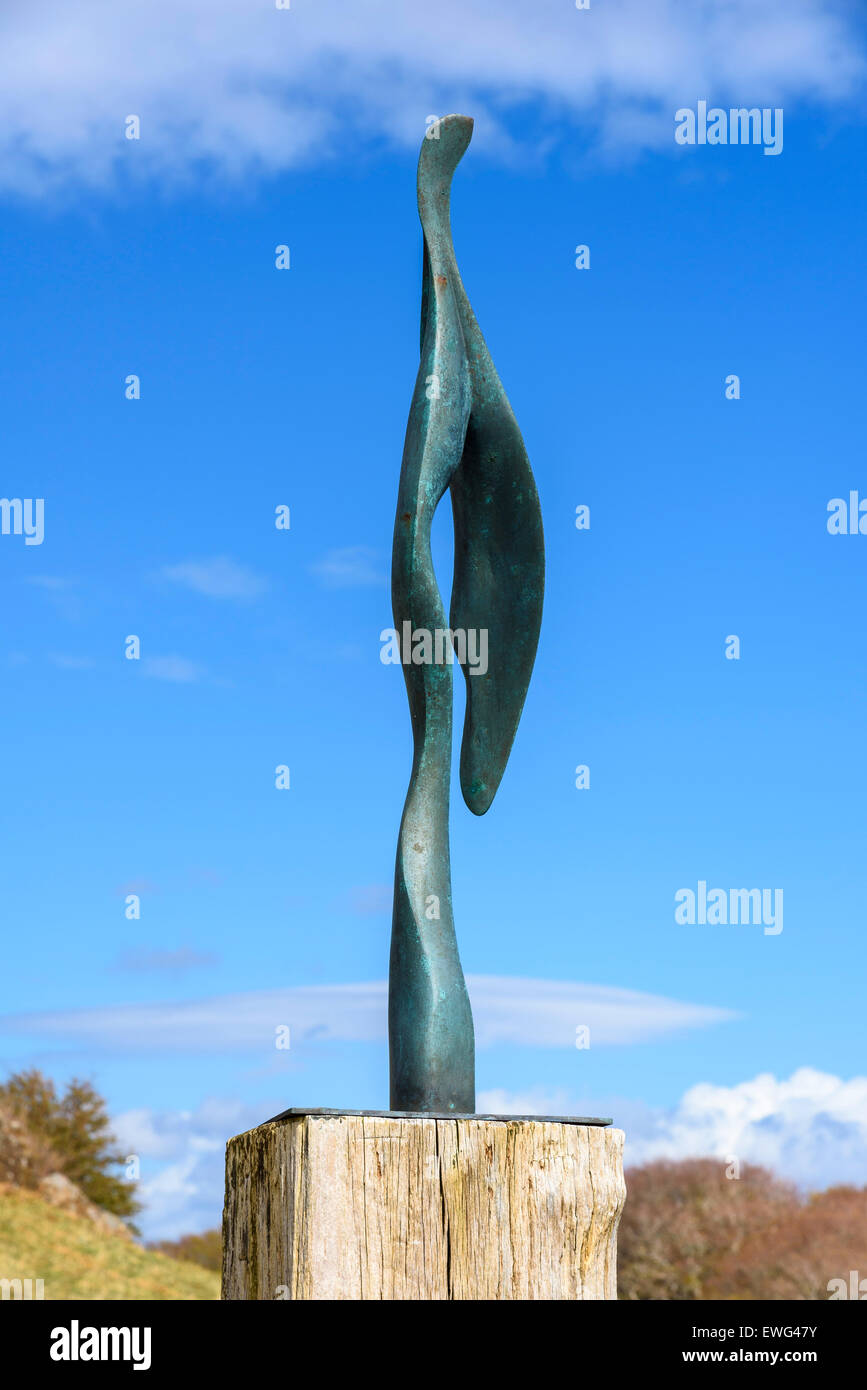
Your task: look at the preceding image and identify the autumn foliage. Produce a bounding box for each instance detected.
[618,1158,867,1300]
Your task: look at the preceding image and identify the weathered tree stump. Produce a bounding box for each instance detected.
[222,1111,625,1300]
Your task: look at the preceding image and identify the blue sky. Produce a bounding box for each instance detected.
[1,0,866,1238]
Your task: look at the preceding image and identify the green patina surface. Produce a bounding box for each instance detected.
[389,115,545,1114]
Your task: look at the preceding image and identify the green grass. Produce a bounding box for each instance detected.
[0,1186,220,1300]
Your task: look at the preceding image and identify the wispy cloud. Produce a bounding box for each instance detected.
[345,883,392,917]
[25,576,74,591]
[48,652,95,670]
[24,575,81,620]
[310,547,386,589]
[159,557,267,600]
[0,0,862,197]
[470,977,734,1047]
[142,655,202,683]
[0,976,733,1054]
[117,879,160,898]
[115,947,220,974]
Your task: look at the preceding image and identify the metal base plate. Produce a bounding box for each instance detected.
[265,1106,612,1127]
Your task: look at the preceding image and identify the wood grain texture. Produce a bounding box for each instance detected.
[222,1114,625,1300]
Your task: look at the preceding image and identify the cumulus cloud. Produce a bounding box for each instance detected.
[0,976,732,1053]
[624,1068,867,1189]
[485,1068,867,1191]
[477,1085,578,1116]
[121,1068,867,1238]
[113,1098,258,1240]
[0,0,862,197]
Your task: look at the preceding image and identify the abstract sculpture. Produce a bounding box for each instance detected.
[389,115,545,1113]
[222,124,624,1302]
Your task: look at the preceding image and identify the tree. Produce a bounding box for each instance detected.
[618,1157,867,1300]
[0,1069,140,1223]
[715,1184,867,1300]
[619,1158,797,1299]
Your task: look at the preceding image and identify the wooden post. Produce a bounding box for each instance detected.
[222,1112,625,1300]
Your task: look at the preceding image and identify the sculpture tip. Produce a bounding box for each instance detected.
[417,114,474,192]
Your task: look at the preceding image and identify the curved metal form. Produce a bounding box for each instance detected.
[389,115,545,1113]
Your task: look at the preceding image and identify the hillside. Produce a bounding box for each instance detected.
[0,1186,219,1300]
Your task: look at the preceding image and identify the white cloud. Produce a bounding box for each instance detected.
[113,1098,257,1239]
[160,557,267,599]
[477,1085,576,1116]
[470,977,734,1047]
[0,976,732,1053]
[480,1069,867,1191]
[623,1067,867,1189]
[310,547,387,589]
[121,1068,867,1239]
[142,654,202,683]
[1,0,861,198]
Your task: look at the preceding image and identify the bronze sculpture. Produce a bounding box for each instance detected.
[389,115,545,1112]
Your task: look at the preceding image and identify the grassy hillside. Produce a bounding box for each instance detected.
[0,1186,219,1300]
